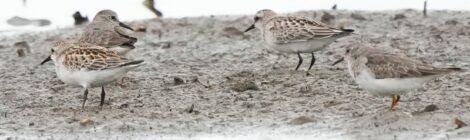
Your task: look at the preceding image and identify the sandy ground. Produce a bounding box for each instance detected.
[0,10,470,140]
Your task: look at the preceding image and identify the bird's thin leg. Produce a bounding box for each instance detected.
[308,52,316,71]
[295,52,303,71]
[389,95,400,111]
[100,86,106,109]
[396,95,400,107]
[82,88,89,110]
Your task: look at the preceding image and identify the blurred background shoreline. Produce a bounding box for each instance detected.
[0,0,469,33]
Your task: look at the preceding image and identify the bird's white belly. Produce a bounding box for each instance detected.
[353,71,435,96]
[266,38,337,53]
[55,66,129,88]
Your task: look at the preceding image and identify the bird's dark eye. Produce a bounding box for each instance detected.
[254,17,260,21]
[51,49,54,53]
[111,16,117,20]
[345,49,350,53]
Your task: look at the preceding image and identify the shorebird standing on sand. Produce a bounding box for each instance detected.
[333,43,462,111]
[245,9,354,71]
[40,40,144,110]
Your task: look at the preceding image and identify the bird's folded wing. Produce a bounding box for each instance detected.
[80,29,117,46]
[63,47,132,71]
[365,54,447,79]
[270,17,343,44]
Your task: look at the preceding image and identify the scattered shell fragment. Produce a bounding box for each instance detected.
[79,118,94,127]
[454,118,468,129]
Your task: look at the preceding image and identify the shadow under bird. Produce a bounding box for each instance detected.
[245,9,354,71]
[332,44,462,111]
[40,41,144,110]
[79,9,137,56]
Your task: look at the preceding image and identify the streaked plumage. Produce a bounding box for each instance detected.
[40,40,143,109]
[266,16,348,44]
[334,44,461,111]
[79,9,137,56]
[245,9,354,71]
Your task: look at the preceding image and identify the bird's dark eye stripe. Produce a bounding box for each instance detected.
[254,17,260,21]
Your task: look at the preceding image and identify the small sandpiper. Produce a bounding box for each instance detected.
[79,9,137,56]
[245,9,354,71]
[333,43,462,111]
[40,40,144,109]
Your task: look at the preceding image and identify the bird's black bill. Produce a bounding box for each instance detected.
[40,55,52,65]
[332,57,344,66]
[119,22,134,31]
[244,24,255,32]
[121,43,136,49]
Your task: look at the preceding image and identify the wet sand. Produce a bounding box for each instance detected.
[0,10,469,140]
